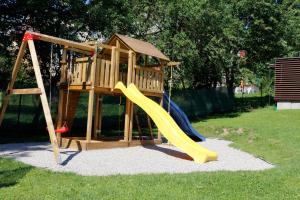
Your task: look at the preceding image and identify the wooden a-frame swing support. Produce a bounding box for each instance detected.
[0,31,100,164]
[0,31,181,163]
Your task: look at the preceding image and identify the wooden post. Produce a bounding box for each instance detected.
[0,41,27,126]
[131,53,136,84]
[124,99,130,142]
[56,49,67,145]
[127,50,133,85]
[128,102,133,142]
[124,50,134,143]
[147,115,153,139]
[93,94,103,139]
[110,47,116,89]
[115,40,120,85]
[86,46,98,143]
[134,106,143,140]
[27,40,60,163]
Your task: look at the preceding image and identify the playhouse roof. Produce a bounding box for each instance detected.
[107,34,170,62]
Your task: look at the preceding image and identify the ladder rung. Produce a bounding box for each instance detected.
[10,88,42,95]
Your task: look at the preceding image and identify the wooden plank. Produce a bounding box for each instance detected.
[99,59,105,87]
[160,72,164,92]
[94,59,100,86]
[115,40,120,85]
[127,50,133,85]
[124,98,130,142]
[10,88,41,95]
[65,47,91,55]
[56,49,68,145]
[135,66,161,73]
[147,71,151,90]
[59,49,68,83]
[131,53,136,84]
[110,47,116,88]
[135,68,139,87]
[167,61,181,66]
[56,89,65,146]
[139,70,143,89]
[128,102,133,142]
[78,61,83,83]
[93,94,103,139]
[134,107,143,140]
[82,60,87,83]
[85,41,129,54]
[0,41,27,126]
[26,31,94,52]
[104,60,110,87]
[86,47,98,143]
[147,115,153,139]
[143,71,147,89]
[154,73,159,91]
[28,40,61,163]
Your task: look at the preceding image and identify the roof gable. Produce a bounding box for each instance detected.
[108,34,170,61]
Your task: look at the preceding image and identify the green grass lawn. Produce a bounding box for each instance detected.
[1,107,300,199]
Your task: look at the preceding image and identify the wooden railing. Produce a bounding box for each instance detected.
[67,48,164,95]
[133,66,163,93]
[70,57,92,85]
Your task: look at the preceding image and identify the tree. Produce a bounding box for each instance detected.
[0,0,88,89]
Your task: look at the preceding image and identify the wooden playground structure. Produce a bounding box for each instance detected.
[0,31,179,163]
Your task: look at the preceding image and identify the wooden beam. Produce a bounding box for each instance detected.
[114,40,120,85]
[10,88,42,95]
[128,102,133,142]
[25,31,94,52]
[28,40,61,164]
[147,115,153,139]
[124,98,130,142]
[56,49,68,146]
[93,94,103,139]
[0,41,27,126]
[131,53,136,84]
[65,47,92,55]
[127,50,133,85]
[110,47,116,88]
[166,61,181,67]
[86,47,98,143]
[134,107,143,140]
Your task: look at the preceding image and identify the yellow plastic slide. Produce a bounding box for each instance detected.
[115,82,217,163]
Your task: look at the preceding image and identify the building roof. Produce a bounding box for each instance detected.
[108,34,170,61]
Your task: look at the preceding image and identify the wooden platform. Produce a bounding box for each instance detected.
[60,137,162,151]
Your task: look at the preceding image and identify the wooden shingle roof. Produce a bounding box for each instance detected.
[108,34,170,61]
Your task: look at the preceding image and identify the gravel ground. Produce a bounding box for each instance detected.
[0,139,274,176]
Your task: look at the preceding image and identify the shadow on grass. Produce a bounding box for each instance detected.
[0,165,32,188]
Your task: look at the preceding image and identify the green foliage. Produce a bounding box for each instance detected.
[0,0,88,88]
[0,0,299,90]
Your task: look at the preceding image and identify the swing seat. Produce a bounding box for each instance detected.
[55,125,69,134]
[47,122,69,134]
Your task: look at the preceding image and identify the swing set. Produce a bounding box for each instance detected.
[0,31,179,163]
